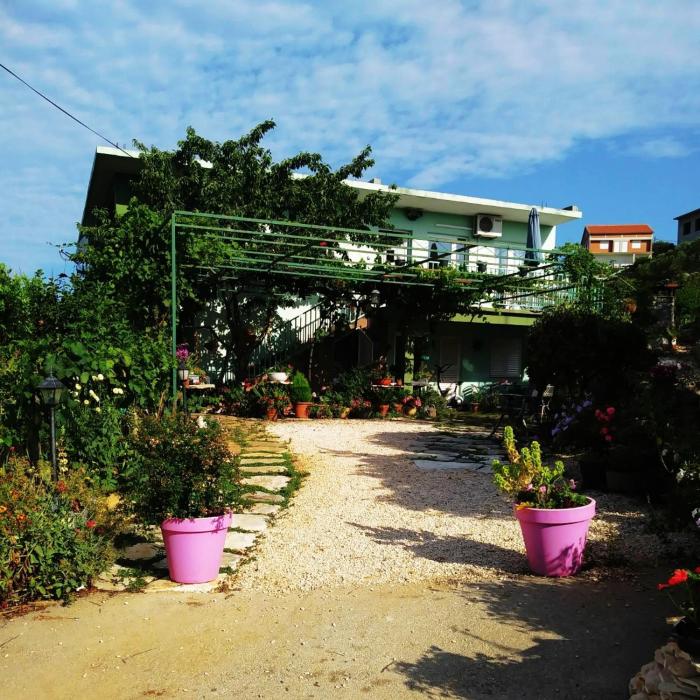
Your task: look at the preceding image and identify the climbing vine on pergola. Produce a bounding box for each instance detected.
[169,210,589,393]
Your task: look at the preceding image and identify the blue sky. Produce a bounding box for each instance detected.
[1,0,699,275]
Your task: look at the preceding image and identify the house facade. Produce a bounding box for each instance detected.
[675,208,700,244]
[581,224,653,267]
[82,147,583,391]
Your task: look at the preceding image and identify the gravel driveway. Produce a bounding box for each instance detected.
[235,419,690,594]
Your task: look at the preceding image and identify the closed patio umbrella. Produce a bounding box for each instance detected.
[525,207,543,266]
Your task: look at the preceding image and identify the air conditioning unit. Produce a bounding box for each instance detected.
[475,214,503,238]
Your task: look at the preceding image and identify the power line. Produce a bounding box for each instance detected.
[0,61,137,158]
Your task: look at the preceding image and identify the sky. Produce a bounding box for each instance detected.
[1,0,699,276]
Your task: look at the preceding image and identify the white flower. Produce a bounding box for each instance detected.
[97,373,104,381]
[83,399,89,405]
[89,389,100,403]
[75,383,82,391]
[112,387,124,395]
[91,375,98,381]
[95,407,101,413]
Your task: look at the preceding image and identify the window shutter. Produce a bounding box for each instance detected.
[490,337,522,378]
[439,337,460,382]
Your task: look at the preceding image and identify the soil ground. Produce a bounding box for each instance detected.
[1,572,676,699]
[1,419,687,699]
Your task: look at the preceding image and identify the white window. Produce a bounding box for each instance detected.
[631,241,642,249]
[490,337,522,378]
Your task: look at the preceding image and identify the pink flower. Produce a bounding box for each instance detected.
[538,485,547,494]
[604,434,613,442]
[569,479,577,490]
[606,407,616,416]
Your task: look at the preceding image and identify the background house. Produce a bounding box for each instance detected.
[581,224,653,267]
[675,208,700,244]
[82,147,583,391]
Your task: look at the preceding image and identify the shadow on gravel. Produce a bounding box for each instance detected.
[348,522,527,573]
[391,574,675,700]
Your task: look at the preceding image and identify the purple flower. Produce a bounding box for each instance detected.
[582,400,592,408]
[551,427,560,436]
[576,405,583,413]
[538,485,547,494]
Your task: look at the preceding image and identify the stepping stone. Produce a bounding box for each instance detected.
[247,503,281,515]
[120,542,163,561]
[230,513,269,532]
[241,465,288,475]
[244,491,285,504]
[414,452,462,461]
[241,452,287,459]
[144,575,229,593]
[224,531,258,551]
[413,459,482,471]
[242,475,290,491]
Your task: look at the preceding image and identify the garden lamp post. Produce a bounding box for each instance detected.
[178,360,189,415]
[36,373,66,482]
[369,288,381,309]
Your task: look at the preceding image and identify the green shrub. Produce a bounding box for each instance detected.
[123,414,240,524]
[290,372,312,403]
[0,458,113,607]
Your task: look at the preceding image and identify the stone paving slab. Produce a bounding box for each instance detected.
[240,465,288,475]
[246,503,282,515]
[120,542,163,561]
[243,491,285,504]
[224,531,258,551]
[230,513,269,532]
[413,459,483,471]
[241,475,291,491]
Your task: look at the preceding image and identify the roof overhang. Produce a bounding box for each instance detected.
[82,147,583,228]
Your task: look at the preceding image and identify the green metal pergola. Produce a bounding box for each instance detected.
[169,210,581,394]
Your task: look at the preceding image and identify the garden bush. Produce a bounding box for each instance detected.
[0,457,113,607]
[122,414,241,524]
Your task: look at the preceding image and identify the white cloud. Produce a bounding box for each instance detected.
[1,0,700,270]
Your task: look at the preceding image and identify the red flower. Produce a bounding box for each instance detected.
[606,407,616,416]
[604,434,613,442]
[85,520,97,529]
[695,567,700,574]
[56,480,68,494]
[319,241,327,247]
[659,569,690,590]
[600,427,609,435]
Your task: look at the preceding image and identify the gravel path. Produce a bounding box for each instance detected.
[236,420,694,593]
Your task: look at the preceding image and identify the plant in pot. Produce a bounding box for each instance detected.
[402,395,422,417]
[290,372,313,419]
[375,386,395,417]
[492,426,595,577]
[254,384,291,420]
[468,386,484,413]
[123,414,240,584]
[658,566,700,655]
[268,363,292,383]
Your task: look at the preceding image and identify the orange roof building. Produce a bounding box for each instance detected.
[581,224,653,266]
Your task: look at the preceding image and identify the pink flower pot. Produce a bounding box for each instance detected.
[160,512,232,584]
[514,498,596,577]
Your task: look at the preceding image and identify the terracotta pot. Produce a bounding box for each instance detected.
[339,407,351,419]
[404,406,417,417]
[265,407,278,420]
[378,404,390,417]
[379,377,392,386]
[393,403,404,414]
[425,406,437,419]
[470,402,480,413]
[294,401,312,419]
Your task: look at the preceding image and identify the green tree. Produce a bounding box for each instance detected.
[71,122,399,379]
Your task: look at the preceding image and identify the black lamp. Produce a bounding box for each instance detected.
[36,373,66,481]
[369,288,381,309]
[178,360,189,415]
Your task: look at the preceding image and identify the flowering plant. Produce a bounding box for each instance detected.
[402,395,422,409]
[594,406,616,444]
[658,567,700,626]
[493,426,589,509]
[122,414,240,523]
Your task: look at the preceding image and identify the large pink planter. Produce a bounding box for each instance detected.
[514,498,596,577]
[160,512,232,583]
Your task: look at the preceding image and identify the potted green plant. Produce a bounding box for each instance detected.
[255,385,292,420]
[123,414,240,584]
[375,386,395,417]
[290,371,313,419]
[469,386,483,413]
[492,426,595,577]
